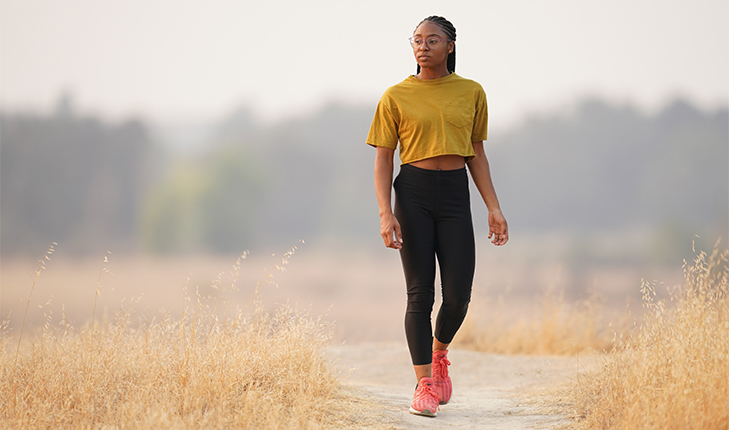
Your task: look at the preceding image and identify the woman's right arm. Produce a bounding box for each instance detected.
[374,146,402,249]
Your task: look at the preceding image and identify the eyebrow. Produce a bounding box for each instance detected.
[413,33,444,37]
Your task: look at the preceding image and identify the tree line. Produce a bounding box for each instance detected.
[1,95,726,262]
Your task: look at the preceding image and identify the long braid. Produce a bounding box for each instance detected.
[414,16,457,75]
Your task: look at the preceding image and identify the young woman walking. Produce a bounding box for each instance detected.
[366,16,509,417]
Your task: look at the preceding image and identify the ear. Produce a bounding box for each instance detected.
[448,40,455,54]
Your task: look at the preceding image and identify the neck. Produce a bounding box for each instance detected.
[416,64,450,80]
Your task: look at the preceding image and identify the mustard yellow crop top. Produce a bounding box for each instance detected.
[366,73,488,165]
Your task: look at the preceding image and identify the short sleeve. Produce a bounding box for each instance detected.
[471,86,488,142]
[366,95,399,149]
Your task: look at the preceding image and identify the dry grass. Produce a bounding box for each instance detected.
[5,239,724,429]
[0,246,383,430]
[571,243,729,429]
[456,287,622,356]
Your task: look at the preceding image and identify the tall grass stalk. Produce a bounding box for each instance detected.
[13,243,56,367]
[241,241,303,313]
[11,243,56,414]
[573,243,729,429]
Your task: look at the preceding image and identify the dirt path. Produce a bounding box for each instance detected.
[328,343,595,429]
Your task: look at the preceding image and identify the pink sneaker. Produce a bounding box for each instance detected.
[432,350,452,404]
[409,377,439,417]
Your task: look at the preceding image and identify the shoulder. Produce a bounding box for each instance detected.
[449,74,485,92]
[382,76,416,97]
[377,76,417,111]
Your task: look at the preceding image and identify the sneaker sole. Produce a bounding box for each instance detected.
[409,407,437,417]
[439,400,449,405]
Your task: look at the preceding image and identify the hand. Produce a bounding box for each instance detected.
[488,209,509,246]
[380,212,403,249]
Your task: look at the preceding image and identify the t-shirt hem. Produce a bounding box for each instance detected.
[366,140,397,150]
[400,151,476,166]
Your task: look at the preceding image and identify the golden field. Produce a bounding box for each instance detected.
[1,240,724,429]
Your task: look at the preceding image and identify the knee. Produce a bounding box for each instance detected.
[406,291,435,314]
[441,293,471,316]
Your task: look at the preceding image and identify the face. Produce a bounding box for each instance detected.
[411,21,454,71]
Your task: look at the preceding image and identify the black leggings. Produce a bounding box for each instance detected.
[394,164,475,366]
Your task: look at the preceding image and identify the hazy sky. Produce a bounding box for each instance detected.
[1,0,727,128]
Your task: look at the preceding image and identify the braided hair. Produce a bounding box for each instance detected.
[414,16,457,74]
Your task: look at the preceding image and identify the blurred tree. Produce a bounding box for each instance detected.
[489,98,727,234]
[3,95,724,263]
[0,95,152,255]
[140,144,267,254]
[198,146,267,253]
[141,163,209,253]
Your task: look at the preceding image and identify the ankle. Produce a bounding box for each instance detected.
[433,338,450,351]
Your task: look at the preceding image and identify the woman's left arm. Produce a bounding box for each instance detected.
[467,141,509,246]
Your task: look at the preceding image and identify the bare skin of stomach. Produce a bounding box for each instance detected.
[408,154,466,171]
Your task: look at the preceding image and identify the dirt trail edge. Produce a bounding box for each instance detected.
[328,343,595,429]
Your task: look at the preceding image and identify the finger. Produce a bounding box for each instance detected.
[382,231,393,248]
[492,232,507,246]
[394,225,403,244]
[383,229,401,249]
[393,231,403,248]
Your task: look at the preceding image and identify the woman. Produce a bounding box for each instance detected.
[366,16,508,417]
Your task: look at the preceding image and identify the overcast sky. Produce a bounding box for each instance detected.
[1,0,727,128]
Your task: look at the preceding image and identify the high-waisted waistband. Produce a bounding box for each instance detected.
[400,163,467,177]
[397,164,469,191]
[395,163,470,216]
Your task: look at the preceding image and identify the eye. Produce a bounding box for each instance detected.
[409,37,425,47]
[427,37,441,45]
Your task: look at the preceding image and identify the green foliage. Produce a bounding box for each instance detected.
[198,146,267,252]
[141,163,209,253]
[141,145,267,254]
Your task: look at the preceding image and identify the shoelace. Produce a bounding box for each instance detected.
[415,382,439,404]
[434,355,451,379]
